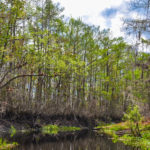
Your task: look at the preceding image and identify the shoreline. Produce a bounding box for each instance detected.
[0,111,97,134]
[97,121,150,150]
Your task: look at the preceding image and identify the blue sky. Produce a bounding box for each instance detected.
[53,0,132,37]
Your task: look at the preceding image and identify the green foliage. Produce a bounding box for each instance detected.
[123,105,142,136]
[97,122,128,132]
[100,121,150,150]
[120,134,150,150]
[0,138,18,150]
[42,125,81,135]
[9,126,17,137]
[59,126,81,132]
[141,130,150,139]
[99,122,129,142]
[42,125,59,135]
[123,105,142,123]
[0,0,150,124]
[106,124,128,132]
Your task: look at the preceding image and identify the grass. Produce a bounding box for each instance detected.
[97,121,150,150]
[9,126,17,137]
[101,122,129,131]
[0,138,18,150]
[42,125,81,135]
[7,124,81,135]
[59,126,81,132]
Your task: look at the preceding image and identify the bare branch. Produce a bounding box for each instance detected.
[0,74,61,89]
[0,62,27,85]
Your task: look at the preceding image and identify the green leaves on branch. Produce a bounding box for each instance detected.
[123,105,142,137]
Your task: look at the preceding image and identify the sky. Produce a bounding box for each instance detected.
[53,0,132,37]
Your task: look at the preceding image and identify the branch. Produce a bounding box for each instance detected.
[0,62,27,85]
[0,74,60,90]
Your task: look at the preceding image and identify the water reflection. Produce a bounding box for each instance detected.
[3,131,140,150]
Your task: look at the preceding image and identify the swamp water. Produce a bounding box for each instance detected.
[1,130,140,150]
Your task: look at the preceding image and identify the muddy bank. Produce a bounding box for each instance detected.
[0,111,97,132]
[0,110,123,133]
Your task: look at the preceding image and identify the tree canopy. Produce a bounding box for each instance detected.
[0,0,150,119]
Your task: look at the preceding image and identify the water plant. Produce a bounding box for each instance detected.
[9,126,17,137]
[42,125,81,135]
[42,125,59,134]
[0,138,18,149]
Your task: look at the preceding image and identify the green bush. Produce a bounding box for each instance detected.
[0,138,18,149]
[123,105,142,137]
[42,125,80,135]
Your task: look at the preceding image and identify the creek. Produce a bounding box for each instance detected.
[1,130,139,150]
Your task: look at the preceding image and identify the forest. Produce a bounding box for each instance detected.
[0,0,150,149]
[0,0,150,124]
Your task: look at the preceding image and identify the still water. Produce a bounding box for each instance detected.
[3,130,139,150]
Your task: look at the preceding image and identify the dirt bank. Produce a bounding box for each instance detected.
[0,111,97,132]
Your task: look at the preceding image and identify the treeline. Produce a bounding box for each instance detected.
[0,0,150,120]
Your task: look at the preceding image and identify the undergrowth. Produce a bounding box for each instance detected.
[98,121,150,150]
[0,138,18,150]
[42,125,81,135]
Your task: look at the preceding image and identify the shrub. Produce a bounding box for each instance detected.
[123,105,142,137]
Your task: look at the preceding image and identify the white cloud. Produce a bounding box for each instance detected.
[54,0,124,16]
[53,0,130,37]
[110,13,125,37]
